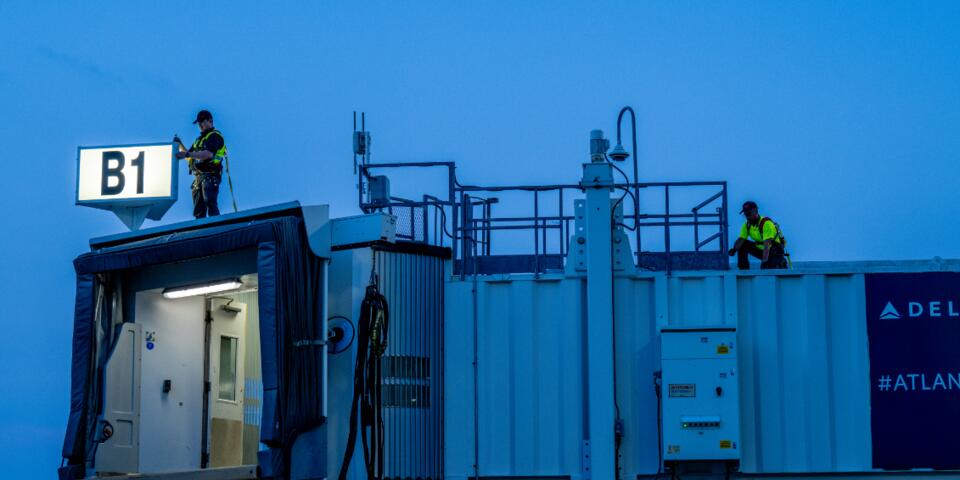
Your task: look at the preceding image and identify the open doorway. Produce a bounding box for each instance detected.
[101,273,262,474]
[208,282,262,468]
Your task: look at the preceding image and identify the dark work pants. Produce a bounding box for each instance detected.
[192,174,221,219]
[737,241,786,270]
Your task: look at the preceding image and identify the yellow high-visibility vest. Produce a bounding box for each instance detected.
[189,129,227,172]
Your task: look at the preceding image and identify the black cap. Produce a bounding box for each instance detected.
[739,200,758,214]
[193,110,213,124]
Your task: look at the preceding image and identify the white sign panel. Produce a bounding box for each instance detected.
[76,143,178,230]
[77,144,175,201]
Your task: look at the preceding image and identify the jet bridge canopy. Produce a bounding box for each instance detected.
[61,203,329,479]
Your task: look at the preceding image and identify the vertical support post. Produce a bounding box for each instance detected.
[450,165,459,265]
[461,194,472,278]
[559,188,566,257]
[582,129,615,479]
[693,208,700,252]
[721,182,729,255]
[321,260,329,417]
[358,165,366,213]
[665,186,671,275]
[534,190,540,277]
[484,202,492,256]
[422,203,429,244]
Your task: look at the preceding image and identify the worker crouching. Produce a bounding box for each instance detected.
[728,200,788,270]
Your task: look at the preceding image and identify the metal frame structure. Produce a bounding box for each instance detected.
[357,161,729,275]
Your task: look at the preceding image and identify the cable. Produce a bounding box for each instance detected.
[606,150,639,480]
[223,153,239,213]
[607,157,638,233]
[610,203,625,479]
[338,270,390,479]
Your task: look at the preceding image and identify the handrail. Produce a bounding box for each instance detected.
[357,162,729,273]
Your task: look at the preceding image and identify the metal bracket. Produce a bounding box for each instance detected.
[566,199,636,273]
[580,162,614,189]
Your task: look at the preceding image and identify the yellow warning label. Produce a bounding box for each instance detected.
[717,345,729,354]
[667,445,681,454]
[720,440,732,449]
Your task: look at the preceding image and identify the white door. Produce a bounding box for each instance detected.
[208,299,247,467]
[135,292,205,473]
[95,322,142,474]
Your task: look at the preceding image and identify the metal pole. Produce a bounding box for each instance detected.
[559,189,565,257]
[450,165,459,266]
[484,202,492,256]
[534,190,540,276]
[721,183,729,256]
[665,186,671,275]
[541,198,547,263]
[461,194,471,278]
[693,208,700,253]
[583,130,616,479]
[471,255,480,479]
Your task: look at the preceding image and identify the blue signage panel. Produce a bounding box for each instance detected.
[865,272,960,470]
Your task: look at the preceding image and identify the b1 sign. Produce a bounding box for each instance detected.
[76,143,178,230]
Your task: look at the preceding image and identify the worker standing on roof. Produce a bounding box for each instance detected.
[174,109,227,219]
[728,200,788,270]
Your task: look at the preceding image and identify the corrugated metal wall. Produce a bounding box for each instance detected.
[445,270,880,479]
[376,249,446,479]
[446,277,587,480]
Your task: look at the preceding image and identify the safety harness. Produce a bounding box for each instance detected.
[758,217,787,248]
[759,217,791,268]
[191,129,239,213]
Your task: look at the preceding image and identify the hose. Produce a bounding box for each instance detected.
[338,279,390,479]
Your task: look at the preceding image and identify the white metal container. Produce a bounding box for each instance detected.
[444,260,960,479]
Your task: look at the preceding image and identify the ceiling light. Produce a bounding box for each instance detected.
[162,278,242,299]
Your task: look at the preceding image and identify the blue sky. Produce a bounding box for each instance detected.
[1,1,959,473]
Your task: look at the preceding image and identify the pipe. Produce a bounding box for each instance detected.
[616,106,639,268]
[471,215,481,479]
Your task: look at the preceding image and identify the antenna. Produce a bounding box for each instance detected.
[353,111,373,211]
[353,111,371,168]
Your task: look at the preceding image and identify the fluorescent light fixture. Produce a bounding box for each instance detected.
[162,278,242,299]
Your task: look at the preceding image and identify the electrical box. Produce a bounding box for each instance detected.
[367,175,390,206]
[660,327,740,465]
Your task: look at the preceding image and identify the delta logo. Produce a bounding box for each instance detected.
[879,301,960,320]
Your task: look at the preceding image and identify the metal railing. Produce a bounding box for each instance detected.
[358,162,729,275]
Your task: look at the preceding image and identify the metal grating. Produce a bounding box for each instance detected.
[390,203,427,242]
[383,355,431,409]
